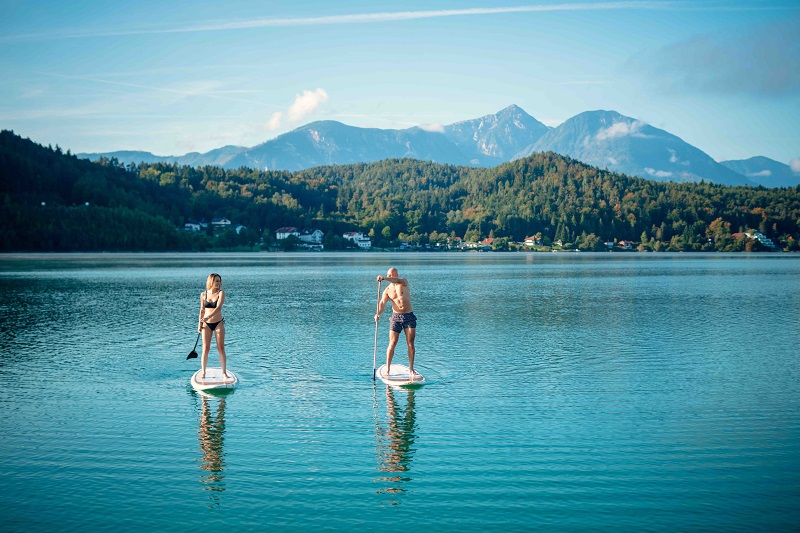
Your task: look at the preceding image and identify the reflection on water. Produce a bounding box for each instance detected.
[197,394,227,506]
[374,386,417,500]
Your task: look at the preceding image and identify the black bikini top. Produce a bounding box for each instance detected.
[204,292,219,308]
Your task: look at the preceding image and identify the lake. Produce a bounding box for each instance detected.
[1,252,798,531]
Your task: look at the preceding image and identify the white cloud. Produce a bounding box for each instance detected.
[630,19,800,97]
[540,118,562,127]
[266,88,328,131]
[607,157,618,165]
[419,123,445,133]
[596,120,647,141]
[644,167,673,178]
[790,158,800,174]
[668,148,678,163]
[287,88,329,122]
[6,3,676,41]
[266,112,283,131]
[747,170,772,177]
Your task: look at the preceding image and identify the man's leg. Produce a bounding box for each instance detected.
[404,327,416,379]
[386,330,400,375]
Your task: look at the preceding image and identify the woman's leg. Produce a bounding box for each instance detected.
[215,323,228,377]
[200,325,212,378]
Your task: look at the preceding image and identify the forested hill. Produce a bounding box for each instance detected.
[1,129,799,252]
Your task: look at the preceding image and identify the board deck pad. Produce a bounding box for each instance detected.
[377,364,425,386]
[191,368,238,391]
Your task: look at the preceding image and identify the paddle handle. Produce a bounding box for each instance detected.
[373,280,380,380]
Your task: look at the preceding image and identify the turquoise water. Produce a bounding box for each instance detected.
[1,252,799,531]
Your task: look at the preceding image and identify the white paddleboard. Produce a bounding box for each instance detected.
[377,364,425,387]
[191,368,238,392]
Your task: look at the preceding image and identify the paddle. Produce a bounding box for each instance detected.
[373,279,381,380]
[186,332,200,360]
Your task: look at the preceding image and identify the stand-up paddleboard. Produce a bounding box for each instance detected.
[191,368,238,392]
[377,364,425,387]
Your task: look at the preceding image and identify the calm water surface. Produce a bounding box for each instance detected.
[1,252,798,531]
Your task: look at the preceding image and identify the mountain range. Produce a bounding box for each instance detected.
[78,105,799,188]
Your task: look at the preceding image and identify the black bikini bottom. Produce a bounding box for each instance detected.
[204,318,224,331]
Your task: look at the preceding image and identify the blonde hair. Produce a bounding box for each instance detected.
[206,273,222,290]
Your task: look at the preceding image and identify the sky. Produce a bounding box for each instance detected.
[1,0,798,165]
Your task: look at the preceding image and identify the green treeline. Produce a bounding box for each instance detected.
[1,129,798,252]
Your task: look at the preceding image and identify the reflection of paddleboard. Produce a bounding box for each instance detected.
[377,364,425,387]
[191,368,238,392]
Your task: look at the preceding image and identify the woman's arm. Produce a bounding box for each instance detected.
[214,290,225,312]
[198,293,205,331]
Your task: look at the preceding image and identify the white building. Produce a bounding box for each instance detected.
[746,231,777,249]
[211,217,231,226]
[299,229,324,244]
[524,236,541,247]
[275,227,300,240]
[343,231,372,250]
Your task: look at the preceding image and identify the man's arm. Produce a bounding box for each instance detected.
[375,288,390,322]
[381,276,407,285]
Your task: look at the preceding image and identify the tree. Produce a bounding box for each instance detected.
[324,232,344,250]
[260,230,274,250]
[2,131,799,253]
[463,228,481,242]
[279,235,300,251]
[491,237,509,251]
[577,232,604,251]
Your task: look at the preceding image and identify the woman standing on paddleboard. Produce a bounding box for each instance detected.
[198,273,228,379]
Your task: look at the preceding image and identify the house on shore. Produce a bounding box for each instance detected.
[523,236,541,247]
[746,231,777,249]
[299,229,324,245]
[448,237,464,250]
[343,232,372,250]
[275,227,300,240]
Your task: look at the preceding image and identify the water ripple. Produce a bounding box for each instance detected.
[1,253,799,530]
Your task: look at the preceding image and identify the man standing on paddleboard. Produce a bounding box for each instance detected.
[375,268,419,381]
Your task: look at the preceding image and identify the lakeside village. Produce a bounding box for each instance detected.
[183,219,781,253]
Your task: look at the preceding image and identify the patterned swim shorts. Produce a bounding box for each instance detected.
[389,312,417,333]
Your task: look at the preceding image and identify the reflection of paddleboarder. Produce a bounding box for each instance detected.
[374,268,419,381]
[376,387,417,495]
[198,395,227,503]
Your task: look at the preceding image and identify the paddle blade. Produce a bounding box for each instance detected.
[186,350,198,360]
